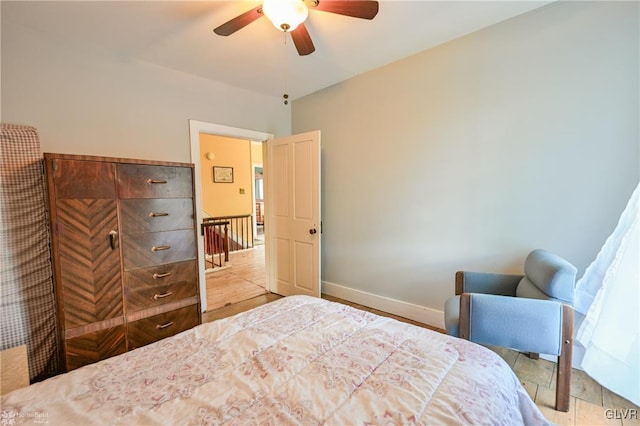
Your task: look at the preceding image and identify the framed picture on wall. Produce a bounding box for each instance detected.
[213,166,234,183]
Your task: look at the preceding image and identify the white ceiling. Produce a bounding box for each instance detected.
[3,1,552,100]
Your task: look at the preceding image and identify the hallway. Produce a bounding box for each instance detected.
[205,244,267,311]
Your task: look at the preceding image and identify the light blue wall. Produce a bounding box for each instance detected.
[293,1,639,316]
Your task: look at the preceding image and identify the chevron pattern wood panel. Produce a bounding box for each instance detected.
[65,325,126,371]
[127,305,199,350]
[57,199,123,329]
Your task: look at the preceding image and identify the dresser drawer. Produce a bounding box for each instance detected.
[122,229,196,270]
[124,261,197,312]
[120,198,194,234]
[118,164,193,199]
[127,305,199,350]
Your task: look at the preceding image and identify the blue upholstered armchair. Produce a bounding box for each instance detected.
[444,249,577,412]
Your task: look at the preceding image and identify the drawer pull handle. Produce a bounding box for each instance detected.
[149,212,169,217]
[153,291,173,300]
[155,321,174,330]
[151,245,171,252]
[108,230,118,250]
[147,179,168,185]
[152,272,172,279]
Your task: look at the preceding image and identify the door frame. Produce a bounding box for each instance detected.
[188,119,273,313]
[251,162,263,241]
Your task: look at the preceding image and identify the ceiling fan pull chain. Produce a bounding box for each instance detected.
[283,32,290,105]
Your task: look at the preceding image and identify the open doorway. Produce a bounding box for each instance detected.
[188,120,273,313]
[199,135,267,310]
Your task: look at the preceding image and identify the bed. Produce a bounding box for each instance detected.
[1,295,549,425]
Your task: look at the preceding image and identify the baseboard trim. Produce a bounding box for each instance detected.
[322,281,446,331]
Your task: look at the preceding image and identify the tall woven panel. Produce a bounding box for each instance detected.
[0,123,59,381]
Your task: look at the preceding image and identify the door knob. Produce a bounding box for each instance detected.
[309,228,317,235]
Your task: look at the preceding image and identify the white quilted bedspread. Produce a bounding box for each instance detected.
[1,296,549,425]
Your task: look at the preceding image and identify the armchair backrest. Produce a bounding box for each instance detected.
[515,249,577,305]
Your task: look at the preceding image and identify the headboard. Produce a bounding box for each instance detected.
[0,123,59,381]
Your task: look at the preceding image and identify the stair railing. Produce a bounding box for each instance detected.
[201,220,229,269]
[201,214,254,269]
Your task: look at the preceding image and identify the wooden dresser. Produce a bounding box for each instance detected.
[44,154,201,371]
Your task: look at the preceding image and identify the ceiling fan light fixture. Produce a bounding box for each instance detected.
[262,0,309,32]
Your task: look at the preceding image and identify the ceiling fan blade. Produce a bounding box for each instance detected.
[313,1,379,20]
[213,5,263,36]
[291,24,315,56]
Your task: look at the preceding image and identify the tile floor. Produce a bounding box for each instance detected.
[488,345,639,426]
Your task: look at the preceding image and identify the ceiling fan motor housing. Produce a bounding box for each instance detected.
[213,1,379,56]
[262,0,309,32]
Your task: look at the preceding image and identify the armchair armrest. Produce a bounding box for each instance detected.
[456,292,575,413]
[459,293,570,356]
[455,271,523,296]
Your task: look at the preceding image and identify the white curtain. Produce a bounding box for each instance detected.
[574,182,639,406]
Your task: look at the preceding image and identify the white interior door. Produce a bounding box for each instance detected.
[265,130,321,297]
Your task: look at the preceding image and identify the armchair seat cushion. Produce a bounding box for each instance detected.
[444,296,461,337]
[516,277,552,301]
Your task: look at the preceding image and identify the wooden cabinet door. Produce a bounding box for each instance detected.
[48,159,126,369]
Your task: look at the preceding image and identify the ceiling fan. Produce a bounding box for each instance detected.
[213,0,379,56]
